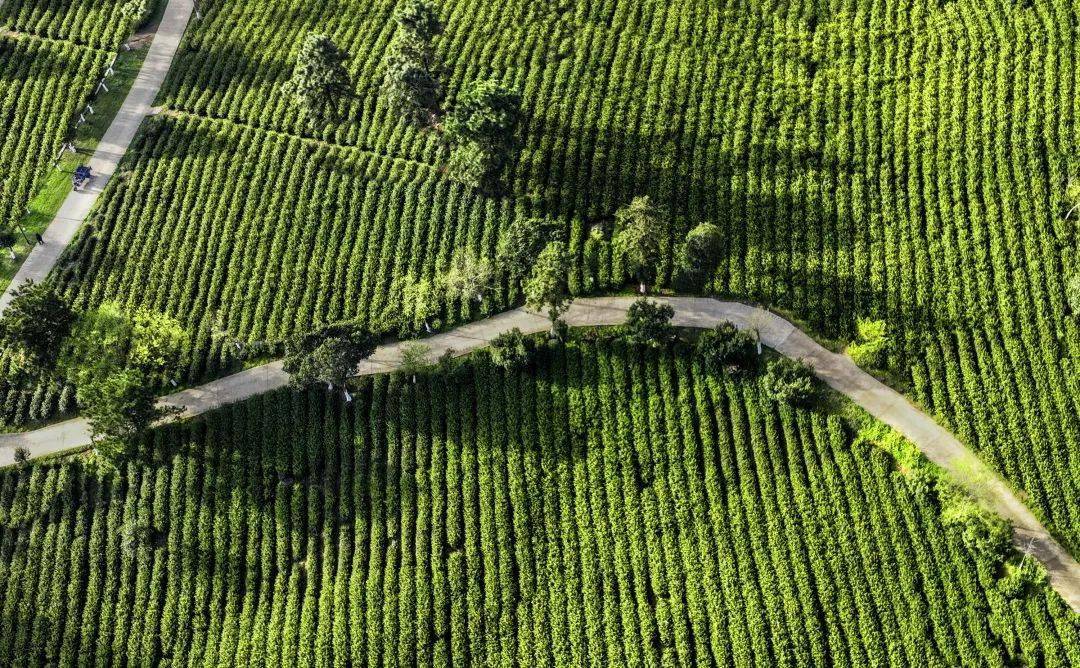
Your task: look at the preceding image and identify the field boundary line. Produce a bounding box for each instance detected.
[1,295,1078,611]
[0,0,194,312]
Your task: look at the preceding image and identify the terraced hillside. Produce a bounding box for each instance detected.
[1,341,1076,666]
[30,0,1080,555]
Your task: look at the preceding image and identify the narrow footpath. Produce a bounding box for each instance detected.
[0,0,194,312]
[1,296,1078,611]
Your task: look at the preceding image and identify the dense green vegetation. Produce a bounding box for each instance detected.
[0,0,148,50]
[0,37,108,234]
[1,340,1076,666]
[37,0,1080,554]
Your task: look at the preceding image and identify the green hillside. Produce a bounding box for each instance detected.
[1,341,1075,666]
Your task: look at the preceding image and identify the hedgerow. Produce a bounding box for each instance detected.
[0,341,1076,666]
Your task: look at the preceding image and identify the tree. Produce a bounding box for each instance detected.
[613,196,669,293]
[382,58,442,125]
[0,280,74,375]
[439,252,495,304]
[282,33,352,126]
[1068,272,1080,315]
[393,0,442,44]
[488,328,530,370]
[382,0,443,125]
[624,298,675,347]
[696,321,756,373]
[59,302,186,451]
[496,216,561,287]
[524,241,571,337]
[283,323,375,393]
[78,368,162,452]
[397,278,443,336]
[60,302,185,384]
[13,446,29,467]
[763,357,815,404]
[682,222,722,275]
[398,342,431,383]
[847,318,888,368]
[445,79,522,188]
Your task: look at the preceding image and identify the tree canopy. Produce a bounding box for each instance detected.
[382,0,443,125]
[58,302,186,450]
[696,321,757,372]
[445,79,522,188]
[282,33,352,126]
[613,196,669,292]
[763,357,815,404]
[0,280,74,375]
[496,216,561,287]
[624,298,675,347]
[524,240,571,332]
[283,323,376,391]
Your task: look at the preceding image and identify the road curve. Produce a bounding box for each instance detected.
[0,0,194,312]
[2,296,1078,611]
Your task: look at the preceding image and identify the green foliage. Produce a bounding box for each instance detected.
[60,301,185,386]
[488,328,529,370]
[438,251,495,304]
[695,321,756,373]
[0,342,1070,666]
[612,196,669,292]
[846,317,888,369]
[624,298,675,347]
[281,33,352,126]
[524,241,571,330]
[445,79,522,188]
[681,222,723,278]
[282,323,375,390]
[1067,271,1080,315]
[397,342,431,382]
[0,280,74,375]
[57,302,185,448]
[12,446,29,466]
[395,278,443,336]
[78,367,163,449]
[763,357,815,404]
[496,216,561,287]
[382,0,442,125]
[392,0,443,43]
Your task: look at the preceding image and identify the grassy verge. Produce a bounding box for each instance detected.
[0,44,148,294]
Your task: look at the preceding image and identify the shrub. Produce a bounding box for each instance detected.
[13,447,30,466]
[696,321,756,372]
[763,357,815,404]
[624,299,675,348]
[847,318,888,369]
[488,328,530,370]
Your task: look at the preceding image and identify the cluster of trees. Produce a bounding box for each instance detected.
[0,281,185,459]
[285,0,524,189]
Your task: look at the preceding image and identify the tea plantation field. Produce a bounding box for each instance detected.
[13,0,1076,557]
[1,342,1076,666]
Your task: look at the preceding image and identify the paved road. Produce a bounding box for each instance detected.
[1,296,1078,611]
[0,0,194,312]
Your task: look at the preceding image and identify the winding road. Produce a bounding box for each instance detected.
[0,0,194,312]
[1,0,1078,614]
[1,296,1078,611]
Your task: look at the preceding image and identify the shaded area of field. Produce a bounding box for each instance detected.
[1,341,1077,666]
